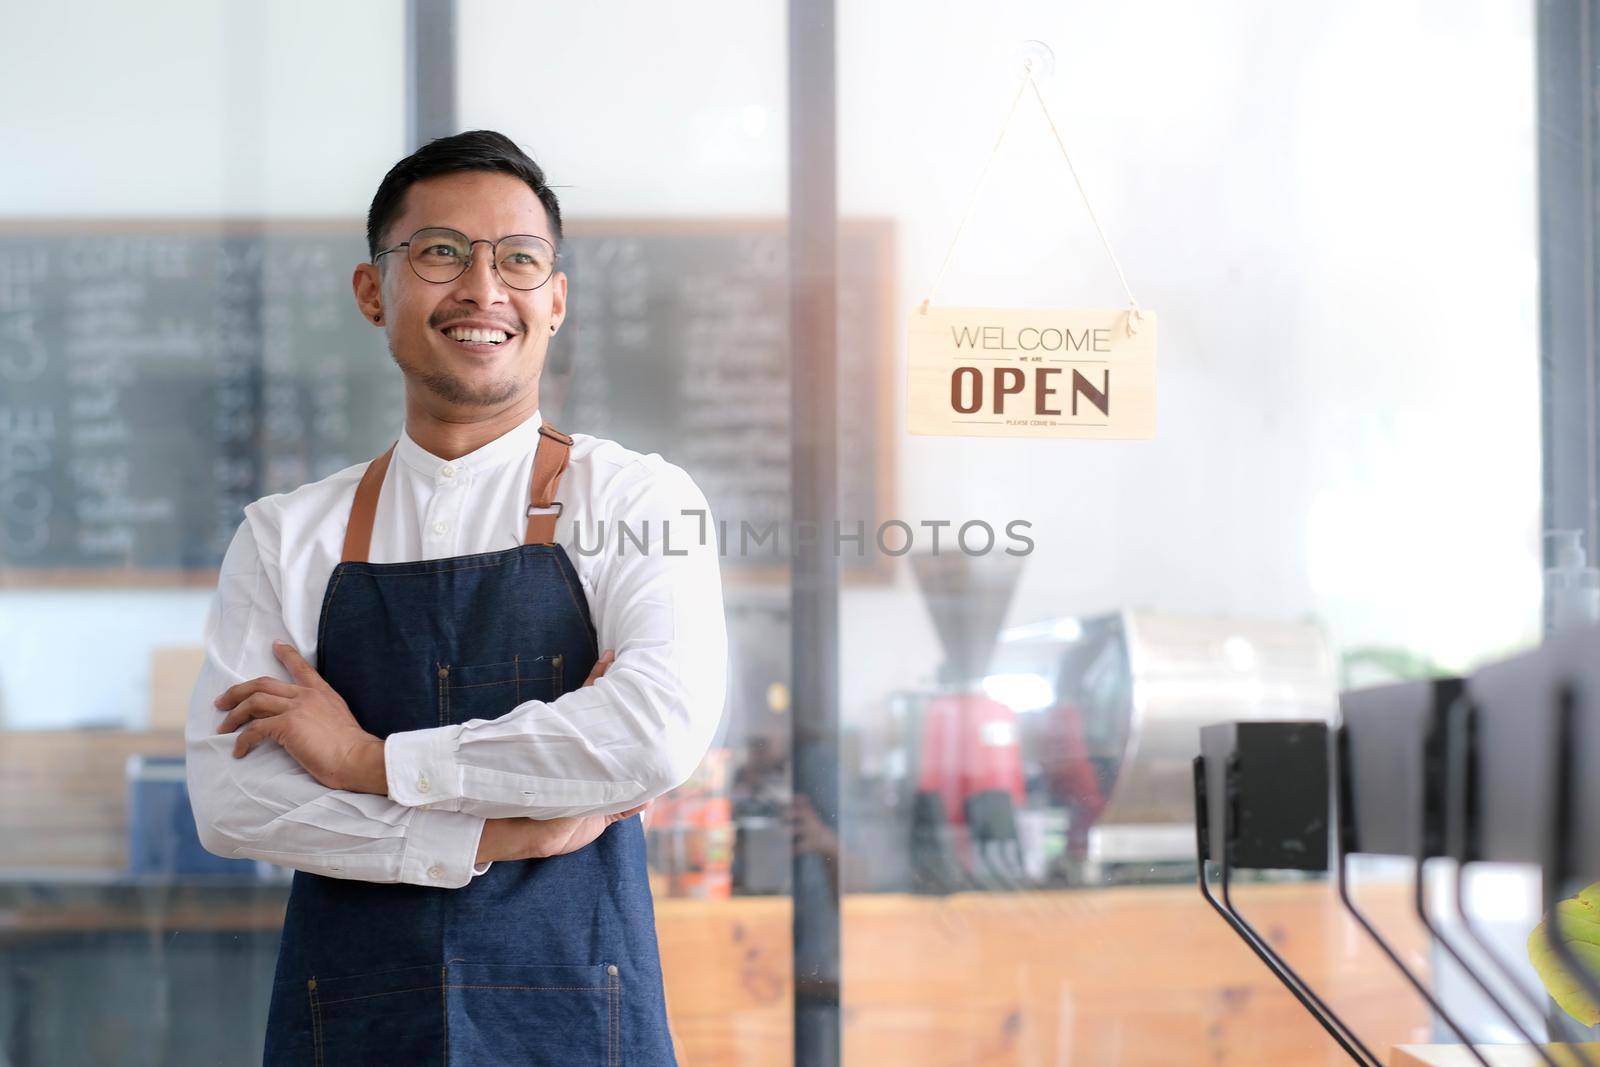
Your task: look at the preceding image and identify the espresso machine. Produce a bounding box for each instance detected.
[997,609,1339,882]
[896,545,1338,890]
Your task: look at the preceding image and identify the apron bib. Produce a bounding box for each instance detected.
[262,423,676,1066]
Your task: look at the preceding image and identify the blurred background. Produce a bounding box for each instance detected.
[0,0,1565,1064]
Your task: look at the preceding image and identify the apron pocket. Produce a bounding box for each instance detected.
[445,961,619,1066]
[308,963,445,1065]
[444,654,560,724]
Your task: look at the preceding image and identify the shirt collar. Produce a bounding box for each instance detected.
[394,408,544,481]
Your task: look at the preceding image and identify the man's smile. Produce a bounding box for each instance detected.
[435,317,521,353]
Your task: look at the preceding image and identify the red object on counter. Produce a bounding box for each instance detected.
[916,692,1025,826]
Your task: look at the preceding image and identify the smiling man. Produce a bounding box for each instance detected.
[184,129,726,1066]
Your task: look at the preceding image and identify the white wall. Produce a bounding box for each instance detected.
[0,0,404,216]
[456,0,788,216]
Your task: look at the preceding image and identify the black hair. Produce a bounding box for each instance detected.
[365,129,564,259]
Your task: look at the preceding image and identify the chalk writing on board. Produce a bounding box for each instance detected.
[0,220,892,579]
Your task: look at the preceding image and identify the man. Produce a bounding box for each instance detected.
[185,129,727,1066]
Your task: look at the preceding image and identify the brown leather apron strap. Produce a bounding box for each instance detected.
[340,442,395,563]
[340,423,572,561]
[525,423,573,545]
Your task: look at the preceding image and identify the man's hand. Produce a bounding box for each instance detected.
[476,802,652,863]
[213,640,382,792]
[583,649,615,687]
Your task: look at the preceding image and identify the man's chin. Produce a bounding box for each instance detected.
[388,350,523,408]
[424,374,521,407]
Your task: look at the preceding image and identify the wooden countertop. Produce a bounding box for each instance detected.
[1,877,1433,1066]
[1393,1046,1600,1066]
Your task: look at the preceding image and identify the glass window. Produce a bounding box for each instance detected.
[0,1,1560,1064]
[833,2,1541,1063]
[1,3,405,1064]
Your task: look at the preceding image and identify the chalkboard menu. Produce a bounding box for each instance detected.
[0,219,893,585]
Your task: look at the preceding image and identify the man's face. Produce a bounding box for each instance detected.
[355,170,567,411]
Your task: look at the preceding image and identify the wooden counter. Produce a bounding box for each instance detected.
[656,882,1430,1066]
[1393,1046,1600,1066]
[3,876,1430,1065]
[0,726,1435,1064]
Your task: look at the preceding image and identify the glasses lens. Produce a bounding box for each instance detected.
[407,228,471,282]
[494,235,556,290]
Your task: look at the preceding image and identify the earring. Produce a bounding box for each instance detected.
[373,314,382,324]
[550,324,557,332]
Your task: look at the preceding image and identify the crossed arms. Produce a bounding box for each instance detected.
[184,459,728,888]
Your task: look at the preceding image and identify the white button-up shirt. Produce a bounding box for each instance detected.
[184,408,728,889]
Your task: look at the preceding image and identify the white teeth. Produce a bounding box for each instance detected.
[444,326,509,344]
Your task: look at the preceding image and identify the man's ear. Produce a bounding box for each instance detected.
[548,270,568,332]
[352,262,384,325]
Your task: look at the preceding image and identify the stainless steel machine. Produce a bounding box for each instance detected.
[995,609,1339,874]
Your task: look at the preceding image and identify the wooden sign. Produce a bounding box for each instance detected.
[907,305,1156,439]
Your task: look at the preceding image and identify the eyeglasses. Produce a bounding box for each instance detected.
[373,226,559,291]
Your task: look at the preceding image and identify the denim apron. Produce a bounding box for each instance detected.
[262,423,676,1066]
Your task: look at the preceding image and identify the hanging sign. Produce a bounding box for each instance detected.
[907,305,1155,438]
[908,49,1156,440]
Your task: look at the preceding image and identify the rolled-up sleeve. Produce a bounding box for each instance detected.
[185,502,492,888]
[383,457,729,820]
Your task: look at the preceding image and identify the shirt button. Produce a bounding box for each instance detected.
[427,864,444,880]
[416,776,430,793]
[440,465,455,479]
[432,520,449,536]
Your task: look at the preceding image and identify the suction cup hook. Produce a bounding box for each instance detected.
[1014,39,1055,83]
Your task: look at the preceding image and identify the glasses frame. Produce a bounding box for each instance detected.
[373,226,560,292]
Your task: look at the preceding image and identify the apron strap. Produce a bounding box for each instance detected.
[340,443,395,563]
[524,423,573,545]
[339,422,574,562]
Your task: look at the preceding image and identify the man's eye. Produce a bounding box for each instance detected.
[506,253,534,265]
[423,245,460,257]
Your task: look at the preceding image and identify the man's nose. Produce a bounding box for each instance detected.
[451,242,509,304]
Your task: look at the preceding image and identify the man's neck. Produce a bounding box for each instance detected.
[403,393,540,462]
